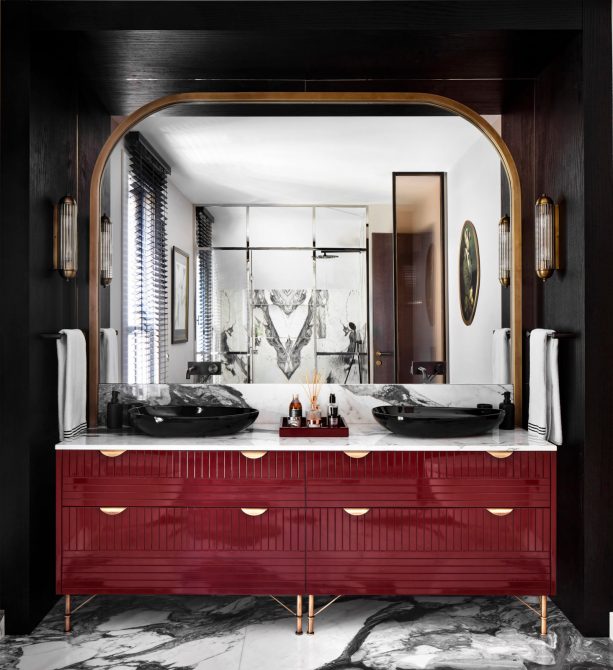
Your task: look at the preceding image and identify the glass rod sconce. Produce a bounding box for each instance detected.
[498,214,510,287]
[53,195,78,280]
[535,194,560,281]
[100,213,113,287]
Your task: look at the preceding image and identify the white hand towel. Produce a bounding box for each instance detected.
[57,329,87,441]
[492,328,511,384]
[100,328,119,383]
[528,329,563,445]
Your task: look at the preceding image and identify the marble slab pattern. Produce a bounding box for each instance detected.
[98,383,513,426]
[56,423,554,451]
[1,595,612,670]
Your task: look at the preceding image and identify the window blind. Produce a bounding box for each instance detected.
[123,132,170,383]
[195,207,214,361]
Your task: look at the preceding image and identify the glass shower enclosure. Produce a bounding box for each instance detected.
[195,205,369,384]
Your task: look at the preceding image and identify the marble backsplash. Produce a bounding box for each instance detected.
[98,383,512,426]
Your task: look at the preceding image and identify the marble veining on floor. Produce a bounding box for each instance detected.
[0,595,611,670]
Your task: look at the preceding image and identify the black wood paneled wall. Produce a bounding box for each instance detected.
[502,2,613,634]
[535,35,586,632]
[0,13,111,632]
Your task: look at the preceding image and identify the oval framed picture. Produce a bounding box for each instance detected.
[459,220,480,325]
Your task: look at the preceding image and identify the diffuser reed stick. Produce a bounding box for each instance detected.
[303,370,323,427]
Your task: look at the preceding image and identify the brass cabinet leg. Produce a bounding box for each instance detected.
[307,595,315,635]
[540,595,548,636]
[64,595,71,633]
[295,595,303,635]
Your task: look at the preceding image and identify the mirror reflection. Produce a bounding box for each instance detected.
[100,110,511,385]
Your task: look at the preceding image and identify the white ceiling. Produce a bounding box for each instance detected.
[133,114,502,205]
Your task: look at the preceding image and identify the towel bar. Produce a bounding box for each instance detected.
[525,330,575,339]
[42,329,118,339]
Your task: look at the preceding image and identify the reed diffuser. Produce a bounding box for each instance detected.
[303,371,323,428]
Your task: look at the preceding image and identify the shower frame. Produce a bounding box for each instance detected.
[194,203,371,384]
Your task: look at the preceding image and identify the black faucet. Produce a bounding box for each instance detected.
[186,361,222,380]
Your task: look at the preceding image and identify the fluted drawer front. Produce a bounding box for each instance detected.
[60,450,305,507]
[306,451,553,507]
[306,507,551,553]
[306,507,552,595]
[60,506,305,594]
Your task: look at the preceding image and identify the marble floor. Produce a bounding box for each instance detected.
[0,595,612,670]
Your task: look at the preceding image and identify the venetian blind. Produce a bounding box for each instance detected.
[195,207,214,360]
[123,132,170,383]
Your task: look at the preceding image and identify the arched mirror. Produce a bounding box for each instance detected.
[89,93,521,424]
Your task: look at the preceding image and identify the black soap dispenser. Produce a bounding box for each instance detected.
[499,391,515,430]
[106,390,123,430]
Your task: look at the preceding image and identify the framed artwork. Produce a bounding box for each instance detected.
[459,220,480,325]
[171,246,189,343]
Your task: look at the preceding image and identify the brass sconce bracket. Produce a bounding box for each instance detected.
[52,204,59,271]
[554,204,561,271]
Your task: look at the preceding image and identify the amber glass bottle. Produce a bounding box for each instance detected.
[288,394,303,427]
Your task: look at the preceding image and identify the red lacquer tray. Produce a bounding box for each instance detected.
[279,416,349,437]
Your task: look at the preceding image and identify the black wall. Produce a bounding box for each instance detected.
[0,11,111,632]
[535,34,586,631]
[502,1,613,635]
[1,0,612,636]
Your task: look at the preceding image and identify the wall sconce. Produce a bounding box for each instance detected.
[535,194,560,281]
[53,195,78,280]
[100,213,112,287]
[498,214,510,287]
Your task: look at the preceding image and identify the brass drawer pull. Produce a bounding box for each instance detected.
[99,450,126,458]
[240,508,267,516]
[486,451,513,459]
[241,451,267,460]
[99,507,126,515]
[486,508,514,516]
[344,451,370,459]
[343,507,370,516]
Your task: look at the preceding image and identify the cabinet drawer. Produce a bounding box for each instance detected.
[59,450,304,507]
[306,451,553,507]
[60,506,305,594]
[306,507,552,595]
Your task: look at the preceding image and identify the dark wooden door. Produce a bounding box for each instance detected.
[371,232,395,382]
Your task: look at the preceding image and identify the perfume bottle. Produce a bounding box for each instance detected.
[288,394,303,427]
[327,393,339,427]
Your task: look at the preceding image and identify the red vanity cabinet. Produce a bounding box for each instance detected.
[56,449,306,594]
[56,448,556,600]
[305,450,556,596]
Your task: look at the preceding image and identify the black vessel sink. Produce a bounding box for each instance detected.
[372,405,505,438]
[129,405,259,438]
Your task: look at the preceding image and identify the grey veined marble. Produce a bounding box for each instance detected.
[1,596,612,670]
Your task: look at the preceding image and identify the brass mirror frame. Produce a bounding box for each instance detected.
[88,92,522,426]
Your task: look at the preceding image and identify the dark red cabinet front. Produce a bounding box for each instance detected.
[61,506,305,594]
[305,450,552,508]
[60,450,304,507]
[306,507,552,595]
[56,449,556,599]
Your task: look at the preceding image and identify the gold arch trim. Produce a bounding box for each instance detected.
[88,92,522,425]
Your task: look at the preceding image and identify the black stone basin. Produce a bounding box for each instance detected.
[129,405,259,438]
[372,405,505,438]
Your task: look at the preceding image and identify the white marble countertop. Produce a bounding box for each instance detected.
[56,424,556,451]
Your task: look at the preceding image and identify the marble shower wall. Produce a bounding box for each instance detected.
[98,383,512,425]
